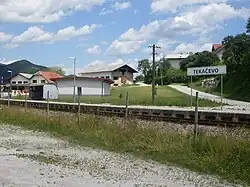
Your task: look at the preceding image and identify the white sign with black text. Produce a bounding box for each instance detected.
[187,65,227,76]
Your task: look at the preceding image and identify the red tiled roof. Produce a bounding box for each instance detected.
[212,44,223,52]
[35,71,63,82]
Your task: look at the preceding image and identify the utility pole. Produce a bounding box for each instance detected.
[69,57,76,103]
[148,44,161,103]
[160,56,165,86]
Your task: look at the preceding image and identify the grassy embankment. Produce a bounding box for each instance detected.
[58,86,219,107]
[0,106,249,185]
[192,77,250,102]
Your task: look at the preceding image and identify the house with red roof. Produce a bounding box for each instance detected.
[212,44,225,60]
[29,71,63,84]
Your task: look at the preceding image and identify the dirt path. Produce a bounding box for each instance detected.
[0,124,241,187]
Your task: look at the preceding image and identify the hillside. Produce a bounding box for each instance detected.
[0,59,48,84]
[6,60,48,74]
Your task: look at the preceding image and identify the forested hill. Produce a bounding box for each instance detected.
[5,60,48,74]
[0,60,48,84]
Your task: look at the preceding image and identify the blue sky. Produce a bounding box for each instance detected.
[0,0,249,74]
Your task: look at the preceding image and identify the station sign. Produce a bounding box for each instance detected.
[187,65,227,76]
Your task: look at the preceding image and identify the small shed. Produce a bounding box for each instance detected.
[29,83,58,100]
[55,76,114,96]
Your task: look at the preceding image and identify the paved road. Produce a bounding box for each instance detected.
[169,85,250,110]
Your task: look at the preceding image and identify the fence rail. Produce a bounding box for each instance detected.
[0,98,250,127]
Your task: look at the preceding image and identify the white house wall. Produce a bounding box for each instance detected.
[80,72,112,79]
[43,84,58,100]
[11,74,29,84]
[168,59,182,69]
[112,71,133,80]
[30,75,48,84]
[56,79,111,96]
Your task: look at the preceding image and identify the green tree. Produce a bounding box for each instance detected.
[246,18,250,33]
[180,51,219,71]
[135,75,144,82]
[137,59,152,84]
[48,67,66,76]
[222,33,250,73]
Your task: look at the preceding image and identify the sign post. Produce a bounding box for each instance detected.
[187,65,227,109]
[190,76,193,108]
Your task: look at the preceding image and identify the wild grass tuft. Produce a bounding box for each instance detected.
[0,106,249,185]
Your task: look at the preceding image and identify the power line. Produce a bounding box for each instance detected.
[148,44,161,103]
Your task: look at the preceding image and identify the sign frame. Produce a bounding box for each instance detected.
[187,65,227,110]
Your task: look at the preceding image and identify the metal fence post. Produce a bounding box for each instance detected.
[7,89,10,107]
[25,89,28,112]
[194,92,199,138]
[125,92,129,125]
[47,91,49,118]
[78,90,81,125]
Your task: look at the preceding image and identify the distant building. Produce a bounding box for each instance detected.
[212,44,225,60]
[165,54,190,69]
[79,64,138,87]
[30,71,63,84]
[55,76,114,96]
[4,71,63,97]
[0,65,17,85]
[10,73,33,85]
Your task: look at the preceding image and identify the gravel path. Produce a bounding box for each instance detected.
[0,124,241,187]
[169,85,250,110]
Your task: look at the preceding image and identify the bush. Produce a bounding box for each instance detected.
[156,68,188,85]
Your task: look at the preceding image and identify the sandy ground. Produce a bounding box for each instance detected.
[0,124,242,187]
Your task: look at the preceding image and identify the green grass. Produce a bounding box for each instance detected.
[0,106,249,185]
[191,78,250,102]
[58,86,219,107]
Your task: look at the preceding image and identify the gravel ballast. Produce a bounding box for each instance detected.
[0,124,242,187]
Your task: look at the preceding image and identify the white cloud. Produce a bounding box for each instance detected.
[52,24,99,42]
[107,3,250,55]
[86,45,102,54]
[100,40,108,45]
[0,58,21,65]
[99,8,113,15]
[173,43,212,53]
[99,1,131,16]
[151,0,227,13]
[8,24,99,46]
[0,0,105,23]
[11,26,53,44]
[107,40,145,55]
[174,3,250,29]
[112,2,131,10]
[0,32,13,42]
[157,39,179,49]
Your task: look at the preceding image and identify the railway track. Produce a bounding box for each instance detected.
[1,98,250,127]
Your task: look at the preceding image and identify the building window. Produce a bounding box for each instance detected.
[18,81,22,84]
[33,80,37,83]
[106,76,110,79]
[113,76,119,80]
[101,76,104,78]
[24,81,28,84]
[41,80,46,83]
[12,81,16,84]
